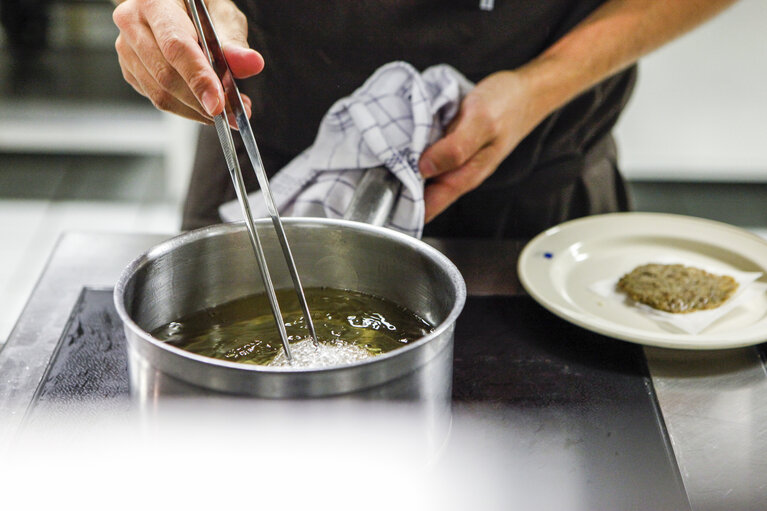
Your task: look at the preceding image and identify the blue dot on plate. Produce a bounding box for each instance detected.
[543,252,553,259]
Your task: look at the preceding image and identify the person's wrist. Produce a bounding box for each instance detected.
[514,54,583,125]
[486,64,563,139]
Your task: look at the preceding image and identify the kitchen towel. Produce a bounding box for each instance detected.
[218,61,474,238]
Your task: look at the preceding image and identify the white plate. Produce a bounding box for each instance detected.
[518,212,767,349]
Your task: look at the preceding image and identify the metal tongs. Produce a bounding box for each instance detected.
[185,0,317,362]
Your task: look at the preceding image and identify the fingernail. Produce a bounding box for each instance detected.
[420,157,436,178]
[201,90,219,116]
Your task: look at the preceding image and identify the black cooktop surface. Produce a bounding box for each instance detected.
[29,287,690,510]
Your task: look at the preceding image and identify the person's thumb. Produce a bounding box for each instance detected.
[208,1,264,78]
[419,130,473,179]
[223,43,264,79]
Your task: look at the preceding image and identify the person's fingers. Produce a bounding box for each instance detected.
[113,0,223,117]
[116,40,145,96]
[208,1,265,78]
[113,5,148,96]
[423,143,506,223]
[223,44,265,79]
[223,96,253,130]
[418,70,545,223]
[138,1,225,116]
[119,38,251,128]
[129,21,212,116]
[113,0,261,123]
[123,42,212,124]
[419,107,495,179]
[240,94,252,117]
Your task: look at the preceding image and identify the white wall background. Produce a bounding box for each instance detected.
[614,0,767,181]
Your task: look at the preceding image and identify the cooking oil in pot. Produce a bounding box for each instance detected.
[151,287,434,368]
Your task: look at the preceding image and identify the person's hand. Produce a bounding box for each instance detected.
[418,70,546,223]
[112,0,264,124]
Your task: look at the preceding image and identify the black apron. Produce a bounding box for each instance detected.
[182,0,635,238]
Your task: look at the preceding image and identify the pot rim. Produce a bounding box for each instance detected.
[113,218,466,374]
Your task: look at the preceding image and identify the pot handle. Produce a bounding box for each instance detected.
[343,166,402,226]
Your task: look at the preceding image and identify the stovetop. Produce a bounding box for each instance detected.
[24,286,689,510]
[33,288,656,406]
[5,231,766,510]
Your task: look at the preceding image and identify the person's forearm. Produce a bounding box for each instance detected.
[519,0,738,122]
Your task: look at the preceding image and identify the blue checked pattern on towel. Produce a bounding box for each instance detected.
[218,61,474,238]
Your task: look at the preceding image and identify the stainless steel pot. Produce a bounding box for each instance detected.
[114,218,466,400]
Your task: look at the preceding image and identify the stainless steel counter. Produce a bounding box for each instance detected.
[0,231,166,443]
[645,347,767,510]
[1,231,766,510]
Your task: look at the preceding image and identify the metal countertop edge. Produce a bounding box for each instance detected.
[643,344,767,510]
[0,231,169,448]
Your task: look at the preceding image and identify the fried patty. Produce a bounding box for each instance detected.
[617,263,738,313]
